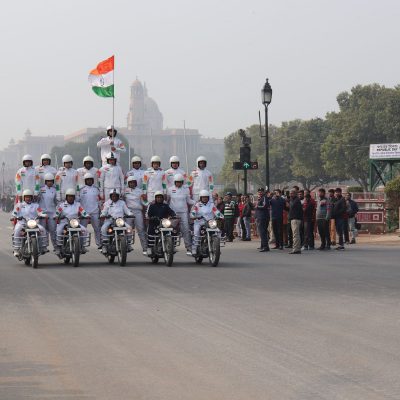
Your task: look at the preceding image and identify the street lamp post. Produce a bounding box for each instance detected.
[1,162,5,197]
[261,79,272,190]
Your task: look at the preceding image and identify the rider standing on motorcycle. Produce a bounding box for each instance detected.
[124,176,148,255]
[190,190,223,255]
[55,189,89,256]
[167,173,194,255]
[55,155,79,202]
[97,125,126,166]
[146,191,176,237]
[99,152,125,201]
[15,155,40,203]
[79,173,102,249]
[38,173,58,252]
[165,156,187,189]
[12,189,48,257]
[125,156,145,190]
[143,156,167,203]
[35,154,57,188]
[188,156,214,201]
[77,156,99,190]
[100,189,133,253]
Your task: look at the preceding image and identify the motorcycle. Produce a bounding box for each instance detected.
[101,216,134,266]
[146,216,180,266]
[56,217,91,267]
[191,217,224,267]
[12,217,48,268]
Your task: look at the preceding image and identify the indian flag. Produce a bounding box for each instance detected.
[88,56,114,97]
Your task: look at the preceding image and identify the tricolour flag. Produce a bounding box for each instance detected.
[88,56,114,97]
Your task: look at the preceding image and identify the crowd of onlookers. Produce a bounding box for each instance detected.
[214,186,359,254]
[0,195,15,212]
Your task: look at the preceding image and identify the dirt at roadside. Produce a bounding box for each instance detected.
[356,233,400,246]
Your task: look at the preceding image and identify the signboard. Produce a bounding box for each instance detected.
[356,210,384,224]
[369,143,400,160]
[233,161,259,170]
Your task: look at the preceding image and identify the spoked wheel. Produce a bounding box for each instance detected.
[164,236,174,267]
[72,236,80,267]
[117,236,127,266]
[209,236,221,267]
[30,237,39,269]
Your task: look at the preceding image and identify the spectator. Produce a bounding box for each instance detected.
[345,192,359,244]
[316,188,331,250]
[223,192,236,242]
[270,189,285,250]
[302,190,316,250]
[331,187,346,250]
[242,194,254,241]
[287,189,303,254]
[328,189,336,245]
[255,188,270,252]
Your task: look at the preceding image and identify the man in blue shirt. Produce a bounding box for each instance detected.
[270,189,286,250]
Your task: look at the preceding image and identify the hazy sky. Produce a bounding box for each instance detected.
[1,0,400,146]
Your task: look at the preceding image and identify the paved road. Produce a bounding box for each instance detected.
[0,212,399,400]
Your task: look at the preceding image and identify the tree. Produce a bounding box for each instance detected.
[322,84,400,190]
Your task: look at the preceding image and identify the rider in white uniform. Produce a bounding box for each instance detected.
[77,156,99,190]
[188,156,214,201]
[79,173,101,249]
[38,173,58,251]
[143,155,167,203]
[125,156,145,190]
[55,155,79,202]
[124,176,148,254]
[12,189,47,256]
[98,152,125,201]
[35,154,57,188]
[167,173,194,255]
[15,154,40,202]
[96,125,126,166]
[165,156,187,188]
[190,190,223,255]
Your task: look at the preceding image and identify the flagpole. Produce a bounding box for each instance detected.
[112,60,115,140]
[183,120,189,176]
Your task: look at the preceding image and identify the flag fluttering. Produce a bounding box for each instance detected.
[88,56,114,97]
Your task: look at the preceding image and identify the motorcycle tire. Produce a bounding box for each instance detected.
[72,236,80,268]
[30,237,39,269]
[164,235,174,267]
[209,236,221,267]
[118,237,127,266]
[151,257,159,264]
[108,255,115,264]
[64,257,71,264]
[24,258,31,265]
[195,257,203,264]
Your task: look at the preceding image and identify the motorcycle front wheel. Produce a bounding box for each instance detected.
[30,237,39,269]
[209,236,221,267]
[164,235,174,267]
[72,236,80,267]
[117,236,127,266]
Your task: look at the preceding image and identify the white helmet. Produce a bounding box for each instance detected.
[65,188,76,196]
[106,152,116,160]
[127,176,137,184]
[62,154,73,163]
[169,155,180,164]
[22,154,33,162]
[83,172,94,180]
[44,173,55,181]
[109,188,120,197]
[22,189,33,197]
[174,173,184,182]
[199,190,210,198]
[40,154,51,162]
[196,156,207,166]
[154,190,164,198]
[106,125,117,134]
[151,155,161,164]
[131,156,141,163]
[83,155,94,164]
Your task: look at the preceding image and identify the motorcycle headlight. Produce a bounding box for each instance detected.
[161,218,171,228]
[115,218,125,227]
[208,219,217,229]
[27,219,37,229]
[70,219,79,228]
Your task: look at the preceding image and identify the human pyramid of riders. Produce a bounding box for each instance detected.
[11,126,223,266]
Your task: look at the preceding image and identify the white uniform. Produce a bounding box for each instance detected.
[35,165,58,187]
[124,186,148,251]
[167,185,194,250]
[79,185,101,247]
[165,167,187,188]
[15,167,40,199]
[190,200,223,252]
[55,201,88,242]
[77,167,99,190]
[189,168,214,201]
[97,137,126,166]
[38,185,58,249]
[12,202,47,250]
[125,168,145,190]
[143,168,167,202]
[100,199,133,239]
[98,164,124,200]
[55,167,79,202]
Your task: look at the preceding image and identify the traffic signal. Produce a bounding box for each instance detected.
[240,146,251,163]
